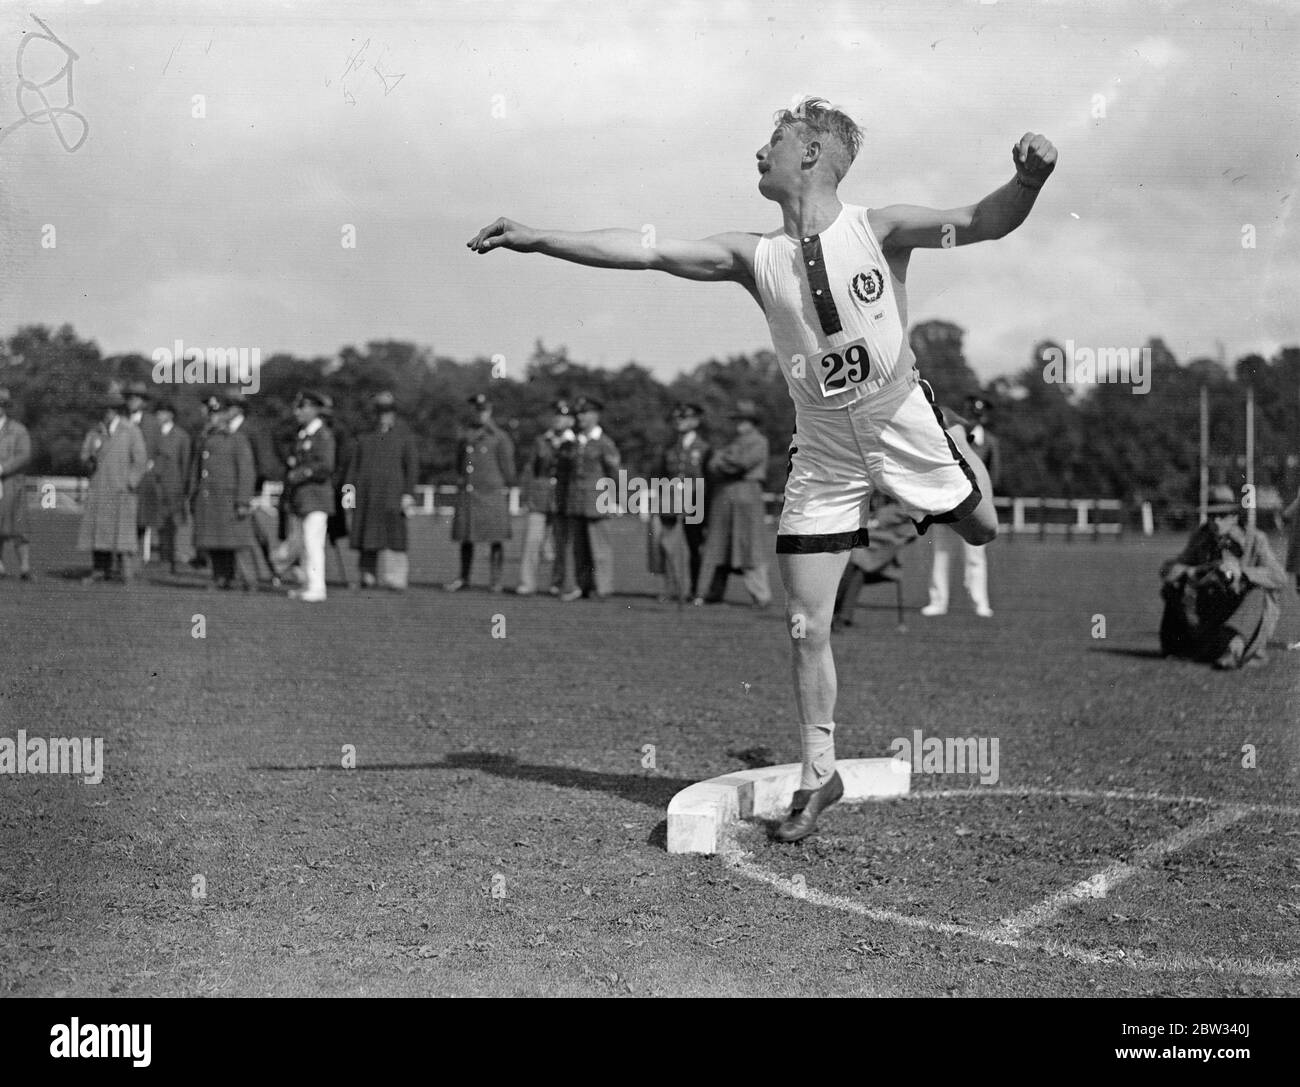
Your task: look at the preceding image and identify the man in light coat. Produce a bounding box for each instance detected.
[698,400,772,607]
[78,392,148,584]
[0,389,34,580]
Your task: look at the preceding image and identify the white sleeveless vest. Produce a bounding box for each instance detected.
[753,203,916,411]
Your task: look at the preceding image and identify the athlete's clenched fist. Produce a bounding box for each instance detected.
[466,217,536,254]
[1011,133,1057,189]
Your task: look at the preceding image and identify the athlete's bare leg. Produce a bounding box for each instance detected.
[780,548,852,731]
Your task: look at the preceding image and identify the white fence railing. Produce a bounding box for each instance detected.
[23,479,1147,536]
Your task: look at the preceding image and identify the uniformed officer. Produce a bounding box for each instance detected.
[649,402,710,602]
[447,393,516,592]
[273,390,336,602]
[517,398,575,595]
[554,395,620,601]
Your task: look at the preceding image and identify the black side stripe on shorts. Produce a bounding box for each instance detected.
[800,235,843,337]
[776,528,869,555]
[912,378,982,537]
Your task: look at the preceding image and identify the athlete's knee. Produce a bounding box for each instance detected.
[787,603,832,647]
[955,508,998,546]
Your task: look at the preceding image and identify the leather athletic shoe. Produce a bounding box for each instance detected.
[773,770,844,843]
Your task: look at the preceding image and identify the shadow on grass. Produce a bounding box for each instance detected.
[1087,645,1168,660]
[254,751,694,811]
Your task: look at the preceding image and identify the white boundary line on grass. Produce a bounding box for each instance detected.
[723,785,1300,980]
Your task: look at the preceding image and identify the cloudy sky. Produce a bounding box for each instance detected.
[1,0,1295,383]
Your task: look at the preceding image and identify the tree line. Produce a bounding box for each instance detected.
[2,322,1296,528]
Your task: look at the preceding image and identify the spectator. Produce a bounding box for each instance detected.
[921,397,996,618]
[191,393,256,590]
[831,491,919,631]
[555,395,619,602]
[516,398,574,596]
[320,397,357,591]
[226,390,282,588]
[698,399,771,607]
[649,402,710,603]
[1160,484,1286,668]
[78,392,148,585]
[150,399,192,576]
[0,389,33,580]
[447,393,515,593]
[124,380,163,562]
[348,390,420,590]
[274,390,336,603]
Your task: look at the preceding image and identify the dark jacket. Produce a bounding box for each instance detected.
[146,423,191,523]
[522,428,572,515]
[284,421,336,516]
[192,428,256,549]
[558,427,620,519]
[347,421,420,551]
[451,421,515,542]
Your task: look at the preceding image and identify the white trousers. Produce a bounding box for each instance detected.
[926,524,989,612]
[517,511,554,593]
[276,511,329,598]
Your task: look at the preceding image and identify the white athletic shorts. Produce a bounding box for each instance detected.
[776,371,980,554]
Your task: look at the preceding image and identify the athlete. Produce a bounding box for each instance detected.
[468,97,1057,842]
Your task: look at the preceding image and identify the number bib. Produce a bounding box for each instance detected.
[815,337,874,398]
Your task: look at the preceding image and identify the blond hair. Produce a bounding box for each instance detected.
[773,97,863,182]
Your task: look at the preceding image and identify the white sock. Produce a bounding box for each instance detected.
[800,722,836,790]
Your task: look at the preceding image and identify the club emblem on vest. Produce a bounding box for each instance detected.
[851,268,884,305]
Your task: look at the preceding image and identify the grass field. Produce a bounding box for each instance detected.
[1,511,1297,997]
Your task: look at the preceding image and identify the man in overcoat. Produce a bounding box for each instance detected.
[348,390,420,590]
[150,398,191,575]
[0,389,33,580]
[698,399,772,607]
[447,393,515,592]
[78,392,148,584]
[191,393,256,589]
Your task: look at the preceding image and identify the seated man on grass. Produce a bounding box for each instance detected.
[1160,485,1286,669]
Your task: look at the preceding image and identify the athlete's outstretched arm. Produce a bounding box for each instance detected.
[466,218,757,283]
[874,132,1057,251]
